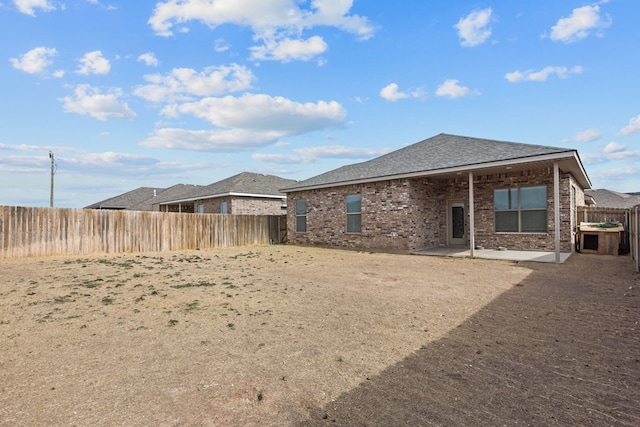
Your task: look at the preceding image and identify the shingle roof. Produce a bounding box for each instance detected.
[584,189,640,209]
[283,133,582,191]
[85,187,165,209]
[167,172,298,203]
[130,184,202,211]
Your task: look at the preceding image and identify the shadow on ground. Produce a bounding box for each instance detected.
[299,254,640,426]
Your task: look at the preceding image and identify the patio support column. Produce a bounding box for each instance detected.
[554,162,560,263]
[469,171,475,257]
[631,206,640,273]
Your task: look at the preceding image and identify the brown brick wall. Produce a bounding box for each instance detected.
[230,197,286,215]
[471,169,578,252]
[195,196,285,215]
[287,168,584,253]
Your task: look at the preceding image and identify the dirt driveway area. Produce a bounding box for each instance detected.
[1,245,638,426]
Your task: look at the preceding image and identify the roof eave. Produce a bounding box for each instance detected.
[159,192,285,205]
[283,151,591,192]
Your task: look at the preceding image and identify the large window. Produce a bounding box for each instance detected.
[494,186,547,232]
[346,194,361,233]
[295,199,307,232]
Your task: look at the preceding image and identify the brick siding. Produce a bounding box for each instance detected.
[196,196,285,215]
[287,168,584,253]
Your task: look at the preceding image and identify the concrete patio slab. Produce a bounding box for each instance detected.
[411,246,572,263]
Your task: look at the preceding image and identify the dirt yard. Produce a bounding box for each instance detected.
[0,245,638,426]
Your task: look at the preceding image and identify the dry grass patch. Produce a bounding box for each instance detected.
[0,245,533,426]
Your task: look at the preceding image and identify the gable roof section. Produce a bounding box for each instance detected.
[585,189,640,209]
[283,133,591,191]
[130,184,202,211]
[85,187,165,210]
[162,172,298,205]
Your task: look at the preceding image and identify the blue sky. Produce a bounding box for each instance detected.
[1,0,639,208]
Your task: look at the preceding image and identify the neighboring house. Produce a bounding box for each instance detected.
[85,187,166,210]
[158,172,297,215]
[584,189,640,209]
[282,133,591,258]
[135,184,202,212]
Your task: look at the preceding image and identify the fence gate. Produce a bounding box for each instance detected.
[269,215,287,244]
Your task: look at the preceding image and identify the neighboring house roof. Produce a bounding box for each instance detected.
[131,184,202,211]
[584,189,640,209]
[161,172,298,205]
[85,187,165,210]
[282,133,591,192]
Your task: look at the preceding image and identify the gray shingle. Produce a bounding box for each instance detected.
[176,172,298,201]
[85,187,165,210]
[130,184,203,211]
[283,133,576,191]
[585,189,640,209]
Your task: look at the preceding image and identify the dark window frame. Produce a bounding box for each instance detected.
[346,194,361,233]
[295,199,307,233]
[494,186,547,233]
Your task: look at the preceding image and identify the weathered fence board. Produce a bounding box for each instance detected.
[0,206,284,258]
[577,206,628,224]
[631,206,639,273]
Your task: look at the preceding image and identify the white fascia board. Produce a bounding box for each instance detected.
[159,192,284,205]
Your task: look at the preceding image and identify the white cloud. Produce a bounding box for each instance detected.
[10,46,56,74]
[134,64,254,103]
[454,8,493,47]
[604,141,625,153]
[214,38,230,52]
[435,79,470,98]
[380,83,424,102]
[253,145,391,164]
[148,0,375,62]
[71,152,158,169]
[76,51,111,75]
[60,84,137,121]
[380,83,408,102]
[0,142,55,152]
[140,128,279,152]
[250,35,327,62]
[141,93,347,152]
[592,167,638,180]
[549,5,612,43]
[164,93,347,135]
[13,0,55,15]
[581,146,640,165]
[620,114,640,136]
[505,66,583,82]
[568,128,601,143]
[137,52,159,67]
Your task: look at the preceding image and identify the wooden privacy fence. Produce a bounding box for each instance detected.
[631,206,639,273]
[577,206,628,224]
[0,206,286,258]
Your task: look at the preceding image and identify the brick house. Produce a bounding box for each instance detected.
[282,134,591,260]
[158,172,297,215]
[85,184,200,212]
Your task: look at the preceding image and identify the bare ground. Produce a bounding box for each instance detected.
[0,245,638,426]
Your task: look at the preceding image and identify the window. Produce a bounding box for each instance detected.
[494,186,547,232]
[197,204,204,214]
[346,194,361,233]
[295,199,307,232]
[221,201,228,214]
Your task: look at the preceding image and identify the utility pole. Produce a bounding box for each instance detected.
[49,151,55,208]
